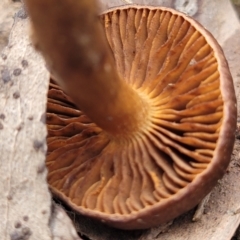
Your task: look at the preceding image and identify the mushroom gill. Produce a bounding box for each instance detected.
[26,1,236,230]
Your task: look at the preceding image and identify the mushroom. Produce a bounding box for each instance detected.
[25,0,237,230]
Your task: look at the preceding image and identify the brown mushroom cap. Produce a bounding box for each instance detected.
[46,6,236,229]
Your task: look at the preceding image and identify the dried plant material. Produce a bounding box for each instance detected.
[50,204,82,240]
[0,0,21,51]
[192,192,211,222]
[0,9,52,240]
[0,7,85,240]
[139,221,173,240]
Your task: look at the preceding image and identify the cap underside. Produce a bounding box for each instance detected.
[46,6,236,229]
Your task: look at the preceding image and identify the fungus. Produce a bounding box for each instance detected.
[25,0,236,229]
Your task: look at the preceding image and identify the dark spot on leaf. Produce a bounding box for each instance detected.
[0,114,5,120]
[13,68,22,76]
[22,227,32,237]
[0,123,3,130]
[21,60,28,68]
[14,221,22,229]
[7,195,12,200]
[37,163,46,174]
[17,123,24,131]
[13,91,20,99]
[16,8,28,19]
[40,113,46,124]
[33,140,44,151]
[23,216,29,222]
[10,231,21,240]
[1,67,11,83]
[10,227,32,240]
[42,210,47,215]
[183,0,189,7]
[1,54,7,60]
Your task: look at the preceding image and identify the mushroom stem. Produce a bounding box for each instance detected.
[25,0,150,136]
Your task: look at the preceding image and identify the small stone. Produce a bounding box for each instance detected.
[0,114,5,120]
